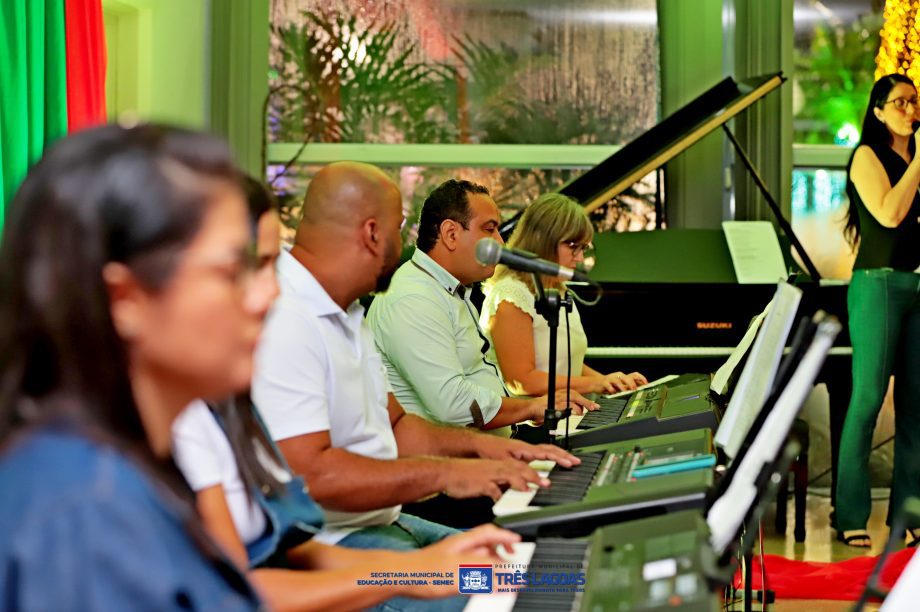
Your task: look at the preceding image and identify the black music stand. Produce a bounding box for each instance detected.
[853,497,920,610]
[737,443,795,612]
[531,273,573,447]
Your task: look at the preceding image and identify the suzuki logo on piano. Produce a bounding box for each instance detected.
[696,321,733,330]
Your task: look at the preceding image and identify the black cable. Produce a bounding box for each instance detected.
[566,279,603,307]
[806,434,894,487]
[260,83,311,185]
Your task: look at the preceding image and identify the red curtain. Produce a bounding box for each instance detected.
[64,0,106,132]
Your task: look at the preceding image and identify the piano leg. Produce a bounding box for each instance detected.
[794,439,809,543]
[774,473,789,535]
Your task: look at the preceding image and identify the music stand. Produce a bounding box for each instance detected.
[706,314,841,611]
[531,272,574,447]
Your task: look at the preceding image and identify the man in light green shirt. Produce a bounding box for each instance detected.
[367,179,595,432]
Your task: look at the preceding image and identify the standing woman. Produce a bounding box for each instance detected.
[480,193,647,398]
[0,125,268,609]
[836,74,920,548]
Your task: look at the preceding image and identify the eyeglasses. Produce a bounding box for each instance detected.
[884,97,919,112]
[562,240,594,258]
[186,243,273,289]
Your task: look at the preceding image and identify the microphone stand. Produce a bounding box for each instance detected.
[532,273,573,447]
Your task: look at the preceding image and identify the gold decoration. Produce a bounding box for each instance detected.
[876,0,920,82]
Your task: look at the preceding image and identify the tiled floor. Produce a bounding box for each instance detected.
[763,487,894,560]
[726,487,896,611]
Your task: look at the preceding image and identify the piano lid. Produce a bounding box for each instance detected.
[559,72,785,213]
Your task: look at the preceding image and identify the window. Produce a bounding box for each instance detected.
[793,0,882,145]
[791,0,880,279]
[791,167,856,279]
[267,0,660,232]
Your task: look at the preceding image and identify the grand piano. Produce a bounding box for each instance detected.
[499,71,853,503]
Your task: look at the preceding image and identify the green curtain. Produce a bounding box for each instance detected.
[0,0,69,231]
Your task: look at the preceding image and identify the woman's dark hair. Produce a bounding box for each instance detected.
[210,174,287,500]
[415,179,490,252]
[844,73,917,248]
[0,124,242,553]
[210,395,287,500]
[241,173,277,236]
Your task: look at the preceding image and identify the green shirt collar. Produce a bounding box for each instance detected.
[410,248,465,296]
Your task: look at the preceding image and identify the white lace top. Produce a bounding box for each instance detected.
[479,276,589,392]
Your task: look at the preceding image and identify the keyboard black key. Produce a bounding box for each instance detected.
[531,452,605,506]
[512,538,589,612]
[576,396,628,429]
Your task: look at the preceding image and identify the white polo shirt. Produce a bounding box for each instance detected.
[252,248,400,544]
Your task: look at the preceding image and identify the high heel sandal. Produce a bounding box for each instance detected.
[837,529,872,548]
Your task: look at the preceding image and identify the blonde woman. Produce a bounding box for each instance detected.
[480,193,647,397]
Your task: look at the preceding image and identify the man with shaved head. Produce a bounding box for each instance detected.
[252,162,579,552]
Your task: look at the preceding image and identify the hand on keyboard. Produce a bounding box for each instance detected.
[472,436,582,468]
[530,389,598,424]
[393,525,520,599]
[600,371,648,392]
[441,458,550,501]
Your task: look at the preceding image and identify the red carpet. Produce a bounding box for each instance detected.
[735,549,914,600]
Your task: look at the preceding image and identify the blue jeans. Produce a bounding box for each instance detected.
[338,514,467,612]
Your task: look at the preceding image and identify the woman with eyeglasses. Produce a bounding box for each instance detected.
[0,124,267,610]
[835,74,920,549]
[479,193,647,398]
[172,177,519,612]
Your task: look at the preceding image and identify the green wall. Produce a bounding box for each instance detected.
[103,0,207,128]
[103,0,268,174]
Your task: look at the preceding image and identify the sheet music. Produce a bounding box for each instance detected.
[721,221,787,284]
[708,322,837,555]
[714,282,802,460]
[710,303,771,397]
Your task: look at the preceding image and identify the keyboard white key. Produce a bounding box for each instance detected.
[463,542,536,612]
[492,461,554,517]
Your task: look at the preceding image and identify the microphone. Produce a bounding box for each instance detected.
[475,238,591,282]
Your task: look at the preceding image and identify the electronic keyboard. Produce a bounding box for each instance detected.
[494,429,714,539]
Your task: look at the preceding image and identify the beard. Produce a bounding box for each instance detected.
[375,268,395,293]
[374,237,401,293]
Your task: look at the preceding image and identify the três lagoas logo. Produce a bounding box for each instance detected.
[495,569,586,591]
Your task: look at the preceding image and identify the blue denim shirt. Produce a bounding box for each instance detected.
[0,428,262,611]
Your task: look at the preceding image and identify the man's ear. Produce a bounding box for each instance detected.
[361,217,382,256]
[102,262,146,342]
[438,219,460,252]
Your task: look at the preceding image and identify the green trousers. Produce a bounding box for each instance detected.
[836,268,920,530]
